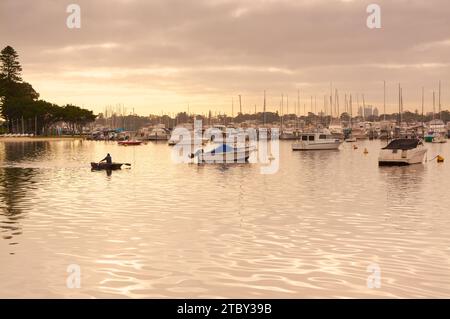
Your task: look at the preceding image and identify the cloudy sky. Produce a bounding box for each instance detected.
[1,0,450,115]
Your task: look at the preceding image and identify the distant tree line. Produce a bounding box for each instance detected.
[0,46,96,135]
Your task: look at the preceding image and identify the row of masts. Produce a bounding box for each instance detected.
[231,81,444,124]
[100,82,445,127]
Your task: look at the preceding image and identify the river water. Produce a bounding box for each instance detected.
[0,139,449,298]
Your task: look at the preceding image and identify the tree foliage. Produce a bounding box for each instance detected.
[0,46,22,83]
[0,45,96,134]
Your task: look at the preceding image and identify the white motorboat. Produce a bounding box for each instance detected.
[190,143,255,164]
[378,138,427,166]
[147,128,170,141]
[431,133,447,144]
[292,131,342,151]
[280,128,298,140]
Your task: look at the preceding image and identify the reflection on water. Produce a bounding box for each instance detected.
[0,139,450,298]
[0,168,36,250]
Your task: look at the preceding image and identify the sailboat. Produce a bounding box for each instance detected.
[345,94,357,143]
[431,81,447,143]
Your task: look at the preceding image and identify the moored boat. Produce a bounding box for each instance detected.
[147,128,170,141]
[292,130,342,151]
[378,138,427,166]
[91,162,126,170]
[189,143,254,164]
[118,140,143,146]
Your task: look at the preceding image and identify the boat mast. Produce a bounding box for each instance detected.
[433,91,435,121]
[239,95,242,114]
[335,89,339,119]
[356,94,360,120]
[281,94,284,132]
[362,94,366,122]
[232,97,234,118]
[263,90,266,126]
[345,94,348,114]
[400,86,403,125]
[287,94,289,115]
[314,95,317,126]
[398,84,401,126]
[439,80,441,120]
[383,80,386,122]
[330,82,333,119]
[314,95,317,115]
[297,89,300,129]
[349,94,353,127]
[422,87,425,138]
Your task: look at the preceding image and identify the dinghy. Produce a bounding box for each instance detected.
[118,140,142,146]
[90,162,129,170]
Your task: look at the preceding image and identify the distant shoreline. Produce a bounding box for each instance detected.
[0,136,85,142]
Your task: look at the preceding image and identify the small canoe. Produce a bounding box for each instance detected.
[118,140,142,146]
[91,162,124,170]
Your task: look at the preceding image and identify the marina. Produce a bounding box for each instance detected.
[1,137,450,298]
[2,0,450,304]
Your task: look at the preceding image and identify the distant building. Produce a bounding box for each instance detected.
[358,105,374,118]
[373,107,379,117]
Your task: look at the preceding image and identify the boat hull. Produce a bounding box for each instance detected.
[118,141,142,146]
[91,162,123,170]
[147,136,169,141]
[292,141,342,151]
[378,148,427,166]
[198,149,251,163]
[192,144,254,164]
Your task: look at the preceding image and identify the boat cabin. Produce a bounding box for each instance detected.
[298,134,335,142]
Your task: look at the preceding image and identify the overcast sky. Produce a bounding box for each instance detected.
[1,0,450,115]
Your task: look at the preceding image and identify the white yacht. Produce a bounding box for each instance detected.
[378,138,427,166]
[292,130,342,151]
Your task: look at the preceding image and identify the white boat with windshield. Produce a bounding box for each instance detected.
[292,130,342,151]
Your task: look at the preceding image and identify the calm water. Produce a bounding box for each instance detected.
[0,139,450,298]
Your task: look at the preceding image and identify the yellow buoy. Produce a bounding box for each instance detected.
[353,145,358,150]
[437,155,444,163]
[364,148,368,154]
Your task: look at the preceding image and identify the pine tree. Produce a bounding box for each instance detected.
[0,46,23,82]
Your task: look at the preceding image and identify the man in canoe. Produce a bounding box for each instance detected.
[100,153,112,164]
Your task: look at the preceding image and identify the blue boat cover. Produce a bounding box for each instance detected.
[213,144,234,154]
[383,139,419,150]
